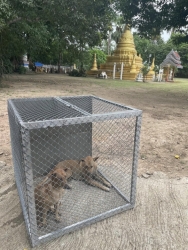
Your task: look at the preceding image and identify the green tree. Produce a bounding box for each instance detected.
[114,0,188,42]
[0,0,114,78]
[141,63,149,82]
[107,15,125,55]
[133,34,178,67]
[176,43,188,77]
[87,49,107,70]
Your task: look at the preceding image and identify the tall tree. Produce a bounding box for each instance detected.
[133,34,178,67]
[114,0,188,41]
[0,0,114,76]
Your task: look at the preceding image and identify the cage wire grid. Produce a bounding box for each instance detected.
[8,95,142,247]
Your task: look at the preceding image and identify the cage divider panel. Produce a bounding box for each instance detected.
[7,95,142,247]
[30,123,92,178]
[54,97,91,116]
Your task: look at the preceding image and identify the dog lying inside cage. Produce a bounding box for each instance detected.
[41,156,112,192]
[35,156,111,227]
[34,168,71,227]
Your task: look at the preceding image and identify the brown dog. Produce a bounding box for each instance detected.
[34,168,71,227]
[42,156,111,192]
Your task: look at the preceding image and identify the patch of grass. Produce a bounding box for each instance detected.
[85,77,188,94]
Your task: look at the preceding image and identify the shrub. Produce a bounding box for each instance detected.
[69,68,86,77]
[18,66,27,74]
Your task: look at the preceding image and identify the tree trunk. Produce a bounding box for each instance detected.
[0,58,3,77]
[108,32,111,56]
[58,51,62,73]
[0,57,3,86]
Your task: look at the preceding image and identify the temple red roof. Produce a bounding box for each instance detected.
[161,50,183,69]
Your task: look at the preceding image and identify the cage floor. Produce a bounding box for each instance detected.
[37,178,128,237]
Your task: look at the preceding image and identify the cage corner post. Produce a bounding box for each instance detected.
[21,126,39,247]
[130,113,142,207]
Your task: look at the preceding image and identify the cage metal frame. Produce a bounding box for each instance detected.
[8,95,142,247]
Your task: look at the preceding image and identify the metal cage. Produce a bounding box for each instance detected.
[8,95,142,247]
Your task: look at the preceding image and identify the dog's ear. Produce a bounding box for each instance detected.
[93,156,99,162]
[79,159,85,164]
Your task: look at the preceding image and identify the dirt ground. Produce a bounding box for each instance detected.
[0,74,188,249]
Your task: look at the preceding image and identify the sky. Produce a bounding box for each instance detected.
[161,30,171,42]
[131,27,171,42]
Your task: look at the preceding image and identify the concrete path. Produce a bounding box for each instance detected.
[0,172,187,250]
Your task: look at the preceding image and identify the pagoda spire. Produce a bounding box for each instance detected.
[90,54,98,71]
[146,57,155,81]
[99,24,143,80]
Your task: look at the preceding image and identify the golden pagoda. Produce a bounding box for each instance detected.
[146,57,155,80]
[87,53,99,77]
[99,25,143,80]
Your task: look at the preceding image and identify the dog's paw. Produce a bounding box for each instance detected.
[104,187,110,192]
[106,182,111,188]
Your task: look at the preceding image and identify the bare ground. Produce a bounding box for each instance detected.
[0,74,188,249]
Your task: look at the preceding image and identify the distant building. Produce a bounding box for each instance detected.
[160,50,183,81]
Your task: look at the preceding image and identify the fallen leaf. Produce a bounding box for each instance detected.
[175,155,180,159]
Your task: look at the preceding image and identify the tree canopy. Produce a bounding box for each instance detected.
[0,0,188,79]
[133,34,188,77]
[0,0,114,72]
[114,0,188,41]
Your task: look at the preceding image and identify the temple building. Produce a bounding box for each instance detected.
[160,50,183,81]
[99,25,143,80]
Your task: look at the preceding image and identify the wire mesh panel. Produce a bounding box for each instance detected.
[8,95,142,247]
